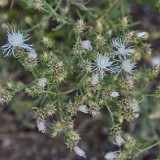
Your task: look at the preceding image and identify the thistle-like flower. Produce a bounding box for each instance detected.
[78,105,89,114]
[1,31,33,57]
[113,135,125,146]
[111,38,134,58]
[121,59,136,74]
[80,40,92,51]
[93,53,115,79]
[74,146,86,159]
[110,91,119,97]
[104,151,119,160]
[136,32,148,39]
[116,59,136,75]
[37,78,48,89]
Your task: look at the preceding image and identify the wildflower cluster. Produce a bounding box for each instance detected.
[0,0,8,7]
[0,0,160,159]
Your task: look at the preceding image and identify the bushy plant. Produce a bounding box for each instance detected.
[0,0,160,159]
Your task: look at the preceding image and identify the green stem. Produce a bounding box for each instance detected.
[105,99,115,125]
[44,87,76,95]
[96,0,121,23]
[13,80,36,94]
[88,0,122,32]
[60,88,76,95]
[25,20,47,33]
[134,141,160,158]
[120,0,124,18]
[25,6,52,33]
[55,0,62,11]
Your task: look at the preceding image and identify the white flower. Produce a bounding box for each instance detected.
[93,53,115,79]
[122,59,136,74]
[80,40,92,51]
[111,38,134,58]
[113,135,125,146]
[37,78,48,89]
[136,32,148,39]
[78,105,89,114]
[1,31,33,57]
[116,59,136,75]
[133,112,140,119]
[37,120,47,133]
[27,51,37,61]
[91,73,99,86]
[110,91,119,97]
[104,151,117,160]
[151,55,160,67]
[127,99,140,113]
[74,146,86,159]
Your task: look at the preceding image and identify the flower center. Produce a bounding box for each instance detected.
[122,60,132,72]
[118,46,125,54]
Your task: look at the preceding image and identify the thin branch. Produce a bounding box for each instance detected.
[10,0,14,9]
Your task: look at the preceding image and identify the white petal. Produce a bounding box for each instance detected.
[110,91,119,97]
[74,146,86,158]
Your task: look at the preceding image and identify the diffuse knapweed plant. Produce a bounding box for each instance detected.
[0,0,160,159]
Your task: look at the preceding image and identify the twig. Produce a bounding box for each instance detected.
[105,99,115,125]
[134,141,160,159]
[10,0,14,9]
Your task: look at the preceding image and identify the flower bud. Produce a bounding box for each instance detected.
[36,120,47,133]
[74,146,86,159]
[80,40,92,51]
[110,91,119,98]
[91,73,99,86]
[78,105,89,114]
[27,51,37,61]
[37,78,48,89]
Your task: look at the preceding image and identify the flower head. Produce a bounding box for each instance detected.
[111,38,134,58]
[74,146,86,159]
[78,105,89,114]
[1,31,33,57]
[27,51,37,61]
[104,151,116,160]
[80,40,92,51]
[151,55,160,67]
[121,59,136,74]
[93,53,115,79]
[37,78,48,89]
[36,120,47,133]
[110,91,119,97]
[113,135,125,146]
[116,59,136,75]
[75,19,85,33]
[136,32,148,39]
[91,73,99,86]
